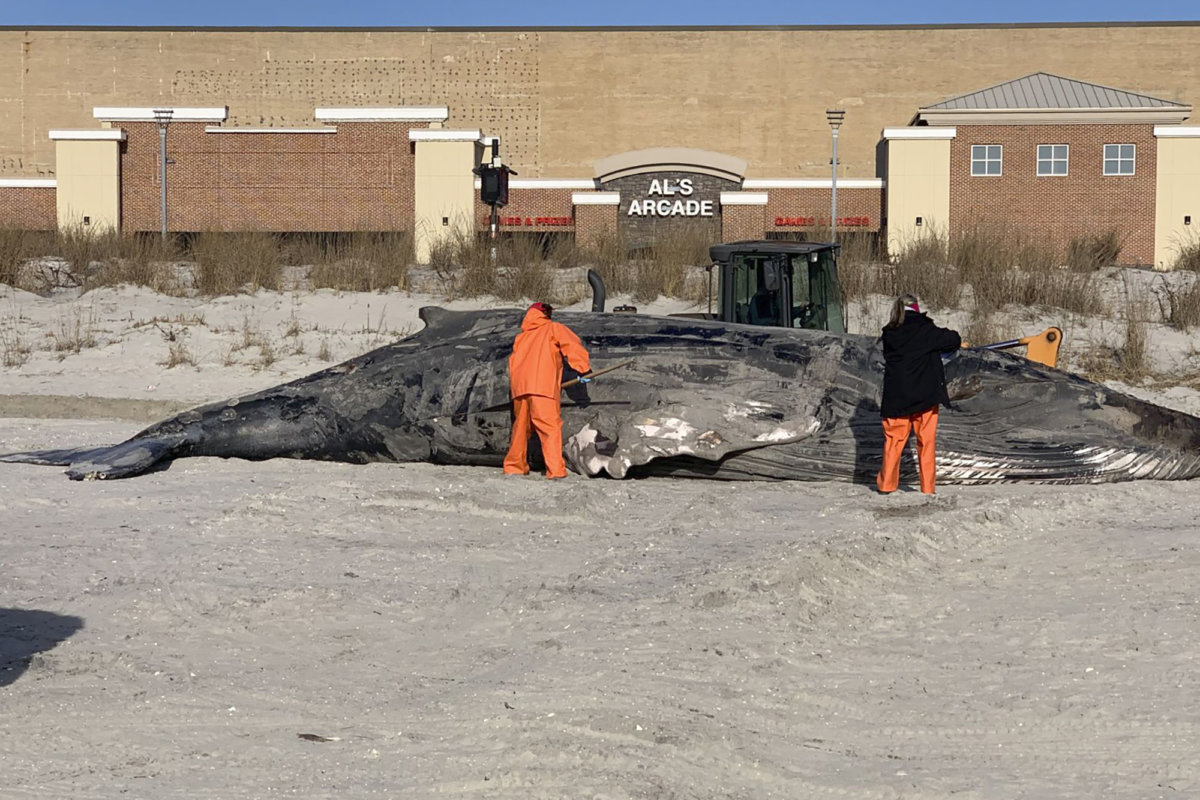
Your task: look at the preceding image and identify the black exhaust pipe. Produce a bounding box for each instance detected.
[587,268,606,313]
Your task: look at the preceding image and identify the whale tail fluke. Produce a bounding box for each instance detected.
[0,445,115,467]
[1,434,187,480]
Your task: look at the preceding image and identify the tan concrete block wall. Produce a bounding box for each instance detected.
[950,124,1157,264]
[120,121,416,233]
[4,25,1199,181]
[1155,135,1200,268]
[414,138,477,261]
[0,187,56,229]
[887,137,953,255]
[54,139,121,231]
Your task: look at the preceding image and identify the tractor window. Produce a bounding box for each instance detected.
[809,250,845,333]
[781,249,844,333]
[729,255,780,325]
[805,253,829,330]
[729,255,757,323]
[789,254,812,328]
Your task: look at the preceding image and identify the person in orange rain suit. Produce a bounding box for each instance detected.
[503,302,592,480]
[876,293,961,495]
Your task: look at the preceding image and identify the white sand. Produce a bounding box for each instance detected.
[3,280,1200,798]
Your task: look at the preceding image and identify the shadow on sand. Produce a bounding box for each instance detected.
[1,608,85,687]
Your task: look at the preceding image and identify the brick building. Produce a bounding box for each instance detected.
[885,73,1198,267]
[1,72,1198,269]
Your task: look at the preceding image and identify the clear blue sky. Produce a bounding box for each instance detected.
[1,0,1196,28]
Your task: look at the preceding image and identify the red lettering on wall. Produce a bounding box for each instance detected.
[774,215,872,227]
[486,215,575,227]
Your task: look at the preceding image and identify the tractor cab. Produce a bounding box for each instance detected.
[708,241,845,334]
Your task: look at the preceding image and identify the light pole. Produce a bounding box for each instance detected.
[153,108,173,243]
[825,109,845,247]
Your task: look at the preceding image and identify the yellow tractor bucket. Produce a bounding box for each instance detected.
[967,327,1064,369]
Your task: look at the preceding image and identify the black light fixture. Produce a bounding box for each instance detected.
[915,216,923,227]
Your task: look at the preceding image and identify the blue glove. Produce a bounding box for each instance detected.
[577,376,592,384]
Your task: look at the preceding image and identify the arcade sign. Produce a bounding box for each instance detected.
[627,179,715,218]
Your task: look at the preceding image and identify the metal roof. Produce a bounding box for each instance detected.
[922,72,1187,111]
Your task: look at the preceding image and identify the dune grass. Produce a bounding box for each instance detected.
[1,220,1197,385]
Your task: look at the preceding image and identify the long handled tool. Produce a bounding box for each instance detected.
[560,359,635,389]
[467,359,636,417]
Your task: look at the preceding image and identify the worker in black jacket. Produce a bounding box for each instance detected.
[877,293,961,494]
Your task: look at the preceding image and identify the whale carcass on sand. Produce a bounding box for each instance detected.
[3,307,1199,483]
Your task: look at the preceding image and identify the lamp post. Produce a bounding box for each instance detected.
[825,109,845,247]
[152,108,173,243]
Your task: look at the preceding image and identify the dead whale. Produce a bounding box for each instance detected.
[3,307,1199,483]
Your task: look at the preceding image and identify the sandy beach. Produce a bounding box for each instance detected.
[3,280,1200,799]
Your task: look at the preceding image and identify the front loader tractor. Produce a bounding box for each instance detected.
[586,239,1061,368]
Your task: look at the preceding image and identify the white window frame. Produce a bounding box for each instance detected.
[1037,144,1069,176]
[970,144,1003,176]
[1103,143,1136,176]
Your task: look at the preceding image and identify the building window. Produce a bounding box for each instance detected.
[1037,144,1069,176]
[1104,143,1136,175]
[971,144,1002,176]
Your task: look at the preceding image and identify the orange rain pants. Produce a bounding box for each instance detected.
[876,406,939,494]
[503,395,568,479]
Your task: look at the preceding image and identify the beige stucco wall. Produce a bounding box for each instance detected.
[413,138,481,262]
[2,24,1199,184]
[885,136,952,255]
[54,139,121,231]
[1154,131,1200,269]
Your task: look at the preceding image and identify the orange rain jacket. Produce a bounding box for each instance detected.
[508,306,591,399]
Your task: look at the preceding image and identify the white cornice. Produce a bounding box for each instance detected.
[883,127,957,140]
[720,192,768,205]
[49,129,127,141]
[409,129,482,142]
[1155,126,1200,138]
[94,107,229,122]
[317,107,449,122]
[0,178,56,188]
[743,178,884,189]
[205,126,337,134]
[572,192,621,206]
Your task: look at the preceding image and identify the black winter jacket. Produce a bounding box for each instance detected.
[879,311,962,418]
